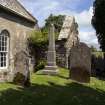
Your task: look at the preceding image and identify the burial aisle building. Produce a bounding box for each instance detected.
[57,16,79,68]
[0,0,38,82]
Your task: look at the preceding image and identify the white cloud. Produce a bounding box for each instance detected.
[55,6,93,28]
[75,7,93,28]
[76,7,99,49]
[79,31,99,49]
[19,0,99,49]
[79,31,97,44]
[52,6,99,49]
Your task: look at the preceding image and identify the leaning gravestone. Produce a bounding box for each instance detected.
[70,42,91,83]
[13,51,30,86]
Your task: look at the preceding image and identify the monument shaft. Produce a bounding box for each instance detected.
[47,24,56,66]
[42,24,58,75]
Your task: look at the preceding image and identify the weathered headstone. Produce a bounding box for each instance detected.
[70,42,91,83]
[13,51,30,86]
[42,24,58,75]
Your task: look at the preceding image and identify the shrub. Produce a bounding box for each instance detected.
[13,72,25,85]
[13,72,30,87]
[91,51,105,77]
[28,30,48,47]
[35,60,46,72]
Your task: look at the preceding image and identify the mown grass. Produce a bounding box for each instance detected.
[0,68,105,105]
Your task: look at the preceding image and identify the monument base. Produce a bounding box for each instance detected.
[42,66,58,75]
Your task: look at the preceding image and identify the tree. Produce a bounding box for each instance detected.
[28,14,65,47]
[28,31,48,46]
[90,46,97,52]
[41,14,65,38]
[28,14,65,71]
[92,0,105,52]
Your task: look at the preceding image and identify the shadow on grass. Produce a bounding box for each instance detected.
[36,73,69,80]
[91,54,105,80]
[56,74,69,79]
[0,82,105,105]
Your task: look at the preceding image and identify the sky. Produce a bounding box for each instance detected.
[19,0,99,49]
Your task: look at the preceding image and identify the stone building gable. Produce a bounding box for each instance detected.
[57,15,79,68]
[58,16,75,40]
[0,0,36,22]
[58,15,79,49]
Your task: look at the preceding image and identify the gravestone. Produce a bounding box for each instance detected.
[70,42,91,83]
[42,24,58,75]
[13,51,30,86]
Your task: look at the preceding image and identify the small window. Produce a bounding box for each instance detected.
[0,30,9,69]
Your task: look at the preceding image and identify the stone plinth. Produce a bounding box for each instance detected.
[42,66,58,75]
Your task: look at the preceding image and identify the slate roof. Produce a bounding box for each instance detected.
[58,16,75,40]
[0,0,36,23]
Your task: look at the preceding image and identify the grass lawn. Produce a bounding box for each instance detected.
[0,68,105,105]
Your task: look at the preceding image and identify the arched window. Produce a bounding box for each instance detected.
[0,30,9,69]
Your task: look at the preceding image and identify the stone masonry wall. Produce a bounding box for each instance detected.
[0,12,37,82]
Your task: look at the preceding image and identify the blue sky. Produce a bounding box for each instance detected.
[19,0,99,49]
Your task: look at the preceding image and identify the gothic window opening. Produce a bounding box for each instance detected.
[0,30,9,69]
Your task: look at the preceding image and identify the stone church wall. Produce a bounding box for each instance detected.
[0,12,37,82]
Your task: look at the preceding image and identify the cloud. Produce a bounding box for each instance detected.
[74,7,99,49]
[79,31,99,49]
[76,7,99,49]
[55,6,93,28]
[19,0,99,49]
[75,7,93,28]
[19,0,91,26]
[19,0,93,28]
[51,6,99,49]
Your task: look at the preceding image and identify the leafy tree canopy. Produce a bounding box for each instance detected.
[41,14,65,34]
[29,14,65,46]
[92,0,105,51]
[28,31,48,47]
[90,45,97,52]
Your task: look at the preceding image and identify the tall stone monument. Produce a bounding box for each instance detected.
[42,24,58,75]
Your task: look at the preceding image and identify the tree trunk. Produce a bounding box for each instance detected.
[104,52,105,70]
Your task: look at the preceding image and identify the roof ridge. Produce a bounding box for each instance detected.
[16,0,37,22]
[0,0,37,23]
